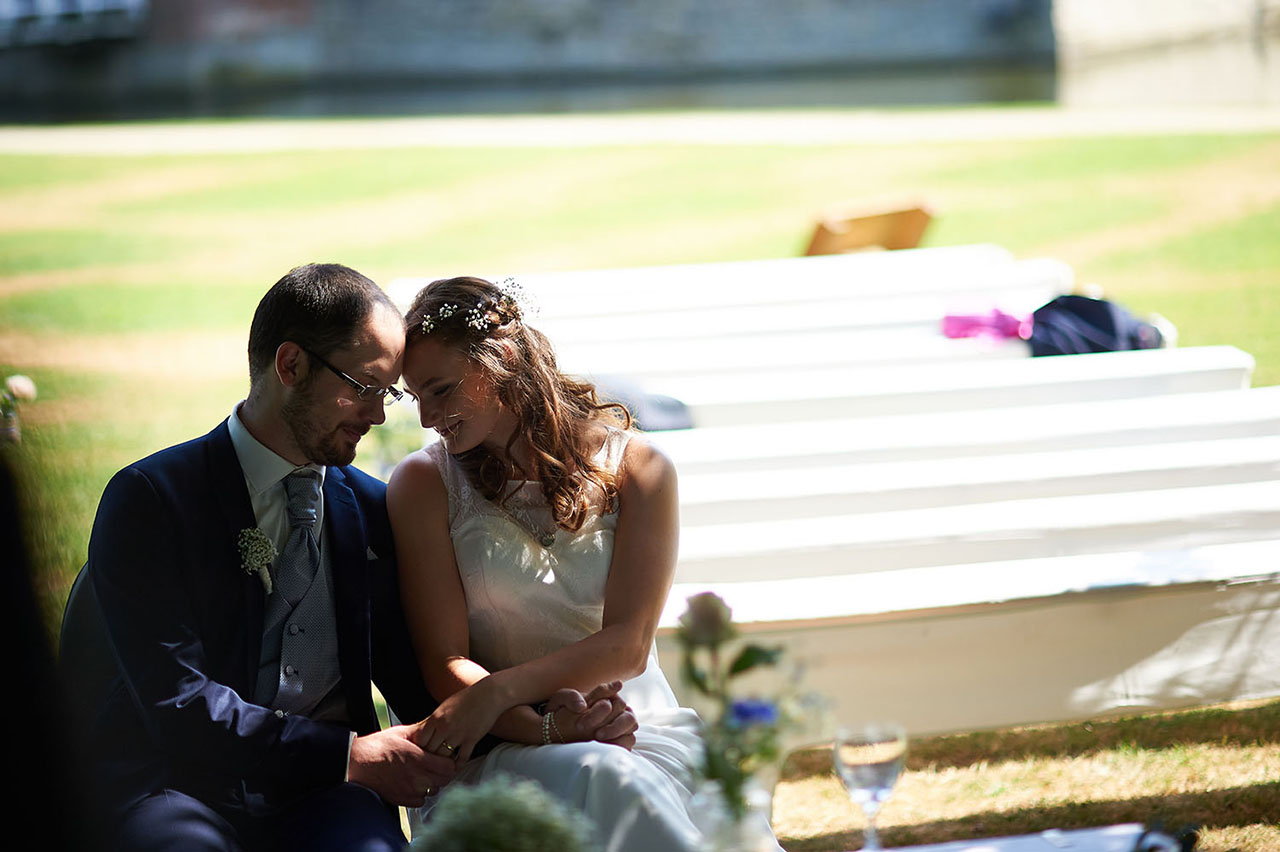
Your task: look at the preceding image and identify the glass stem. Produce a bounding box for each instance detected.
[860,803,884,851]
[863,817,882,851]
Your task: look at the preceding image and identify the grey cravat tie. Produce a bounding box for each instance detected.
[277,469,322,607]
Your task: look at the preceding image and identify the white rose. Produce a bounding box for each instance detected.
[4,375,36,401]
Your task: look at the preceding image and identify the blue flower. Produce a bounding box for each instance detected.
[728,698,779,728]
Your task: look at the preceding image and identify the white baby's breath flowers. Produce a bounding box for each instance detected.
[5,375,36,401]
[465,305,488,331]
[409,773,597,852]
[238,528,276,595]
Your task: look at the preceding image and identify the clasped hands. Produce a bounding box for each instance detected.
[348,680,637,807]
[415,678,638,764]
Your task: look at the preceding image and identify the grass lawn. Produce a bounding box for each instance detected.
[2,114,1278,849]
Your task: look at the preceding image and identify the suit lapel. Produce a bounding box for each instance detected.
[324,466,374,725]
[203,420,266,691]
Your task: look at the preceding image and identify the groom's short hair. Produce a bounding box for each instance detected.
[247,263,397,385]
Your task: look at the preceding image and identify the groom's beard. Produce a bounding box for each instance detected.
[282,378,359,468]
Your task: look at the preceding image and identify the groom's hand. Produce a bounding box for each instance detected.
[348,724,456,807]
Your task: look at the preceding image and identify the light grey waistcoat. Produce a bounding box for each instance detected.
[254,548,345,721]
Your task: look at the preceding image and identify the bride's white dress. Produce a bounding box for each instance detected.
[421,432,710,851]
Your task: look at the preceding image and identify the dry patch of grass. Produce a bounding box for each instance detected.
[0,159,284,230]
[773,700,1280,851]
[0,328,244,380]
[1037,139,1280,267]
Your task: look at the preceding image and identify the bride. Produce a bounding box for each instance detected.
[388,276,779,851]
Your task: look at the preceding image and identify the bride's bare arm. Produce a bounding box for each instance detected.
[513,434,681,687]
[389,437,677,760]
[388,451,545,745]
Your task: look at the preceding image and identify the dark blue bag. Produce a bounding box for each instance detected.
[1028,295,1165,357]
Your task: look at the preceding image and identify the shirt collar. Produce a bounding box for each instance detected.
[228,403,327,498]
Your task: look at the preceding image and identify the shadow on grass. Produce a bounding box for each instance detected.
[783,699,1280,778]
[780,781,1280,852]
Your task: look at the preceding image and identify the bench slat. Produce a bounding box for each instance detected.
[388,244,1019,317]
[651,386,1280,471]
[678,435,1280,524]
[666,346,1253,426]
[533,263,1063,342]
[677,479,1280,582]
[560,327,1029,379]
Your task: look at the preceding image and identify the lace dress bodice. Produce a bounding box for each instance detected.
[426,431,626,673]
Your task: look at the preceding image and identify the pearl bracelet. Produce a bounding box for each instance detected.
[541,709,554,745]
[548,709,565,743]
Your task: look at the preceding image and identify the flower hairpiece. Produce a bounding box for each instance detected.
[465,305,489,331]
[496,277,537,321]
[420,302,458,335]
[419,280,536,337]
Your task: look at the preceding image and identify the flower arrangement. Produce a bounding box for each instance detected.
[237,528,276,595]
[678,591,807,825]
[1,374,37,443]
[410,773,598,852]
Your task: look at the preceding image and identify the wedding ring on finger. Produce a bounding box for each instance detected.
[439,740,458,755]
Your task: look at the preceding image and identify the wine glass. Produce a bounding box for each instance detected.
[833,722,907,850]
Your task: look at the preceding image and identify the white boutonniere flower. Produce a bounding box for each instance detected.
[4,374,36,401]
[238,528,276,595]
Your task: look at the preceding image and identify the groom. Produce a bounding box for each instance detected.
[69,264,634,851]
[70,263,446,851]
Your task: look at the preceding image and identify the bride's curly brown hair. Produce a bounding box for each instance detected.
[405,276,632,532]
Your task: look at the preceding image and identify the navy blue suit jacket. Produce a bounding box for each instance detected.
[80,420,433,815]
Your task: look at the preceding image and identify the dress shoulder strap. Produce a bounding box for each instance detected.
[423,441,477,528]
[596,425,632,476]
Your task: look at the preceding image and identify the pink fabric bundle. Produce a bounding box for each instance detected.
[942,309,1033,340]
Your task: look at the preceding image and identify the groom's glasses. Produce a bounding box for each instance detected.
[303,348,404,406]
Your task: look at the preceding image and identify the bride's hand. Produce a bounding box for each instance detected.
[547,680,639,750]
[412,678,509,765]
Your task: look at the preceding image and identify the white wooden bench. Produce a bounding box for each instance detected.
[656,538,1280,735]
[655,345,1253,426]
[650,385,1280,472]
[393,248,1280,736]
[559,326,1030,382]
[390,244,1022,319]
[676,434,1280,524]
[530,258,1067,344]
[389,246,1064,379]
[676,478,1280,583]
[655,383,1280,470]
